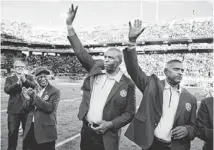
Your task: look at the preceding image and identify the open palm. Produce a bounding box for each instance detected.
[66,4,78,25]
[129,19,145,42]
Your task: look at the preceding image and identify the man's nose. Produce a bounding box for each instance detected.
[105,58,109,62]
[178,70,183,75]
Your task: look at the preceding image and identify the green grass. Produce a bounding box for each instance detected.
[1,77,205,150]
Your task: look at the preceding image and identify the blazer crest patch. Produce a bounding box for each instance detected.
[43,95,49,101]
[185,103,191,111]
[120,90,127,97]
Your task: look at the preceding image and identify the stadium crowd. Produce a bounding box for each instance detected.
[26,55,87,76]
[1,51,212,80]
[1,17,213,44]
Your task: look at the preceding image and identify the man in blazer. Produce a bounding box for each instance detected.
[195,97,213,150]
[123,20,197,150]
[66,4,136,150]
[22,67,60,150]
[4,60,36,150]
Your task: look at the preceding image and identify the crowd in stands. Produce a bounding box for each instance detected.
[26,55,87,76]
[1,52,212,80]
[1,17,213,44]
[132,53,213,78]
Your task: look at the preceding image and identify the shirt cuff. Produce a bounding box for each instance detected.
[127,42,136,50]
[67,24,76,36]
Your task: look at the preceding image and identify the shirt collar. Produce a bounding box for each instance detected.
[101,69,123,82]
[165,79,182,93]
[38,83,48,93]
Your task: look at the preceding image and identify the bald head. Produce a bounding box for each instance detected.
[104,48,123,74]
[106,48,123,63]
[165,59,183,69]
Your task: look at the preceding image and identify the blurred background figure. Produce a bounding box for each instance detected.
[4,60,36,150]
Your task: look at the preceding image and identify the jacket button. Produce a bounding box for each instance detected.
[159,113,161,116]
[155,123,157,126]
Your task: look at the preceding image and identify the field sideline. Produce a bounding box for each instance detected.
[1,77,205,150]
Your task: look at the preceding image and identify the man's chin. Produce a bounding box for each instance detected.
[105,69,113,74]
[174,80,181,84]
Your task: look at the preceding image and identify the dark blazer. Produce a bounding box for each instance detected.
[123,48,197,150]
[22,83,60,144]
[67,35,136,150]
[4,74,36,114]
[196,97,213,150]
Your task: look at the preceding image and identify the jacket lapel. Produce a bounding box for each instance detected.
[12,74,19,83]
[173,89,186,123]
[159,80,165,111]
[104,75,124,106]
[41,83,51,99]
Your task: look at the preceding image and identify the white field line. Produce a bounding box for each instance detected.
[56,133,81,148]
[1,97,81,113]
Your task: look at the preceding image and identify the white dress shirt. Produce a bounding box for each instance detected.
[86,70,123,124]
[154,80,182,142]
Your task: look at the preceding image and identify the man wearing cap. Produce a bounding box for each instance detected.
[4,60,36,150]
[22,67,60,150]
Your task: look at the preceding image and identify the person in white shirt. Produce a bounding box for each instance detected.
[123,19,197,150]
[66,4,136,150]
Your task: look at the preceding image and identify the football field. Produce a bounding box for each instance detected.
[1,77,204,150]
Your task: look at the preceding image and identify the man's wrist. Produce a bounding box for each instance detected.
[129,38,137,43]
[67,24,73,29]
[107,121,113,129]
[127,41,136,50]
[67,24,76,36]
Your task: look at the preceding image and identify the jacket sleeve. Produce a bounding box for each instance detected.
[4,77,20,95]
[184,97,197,141]
[32,89,60,113]
[111,83,136,129]
[22,75,36,89]
[21,94,35,113]
[123,47,150,93]
[195,100,213,142]
[67,30,95,72]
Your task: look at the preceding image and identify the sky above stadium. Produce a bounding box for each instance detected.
[1,0,213,30]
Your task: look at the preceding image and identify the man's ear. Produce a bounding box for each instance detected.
[164,68,167,76]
